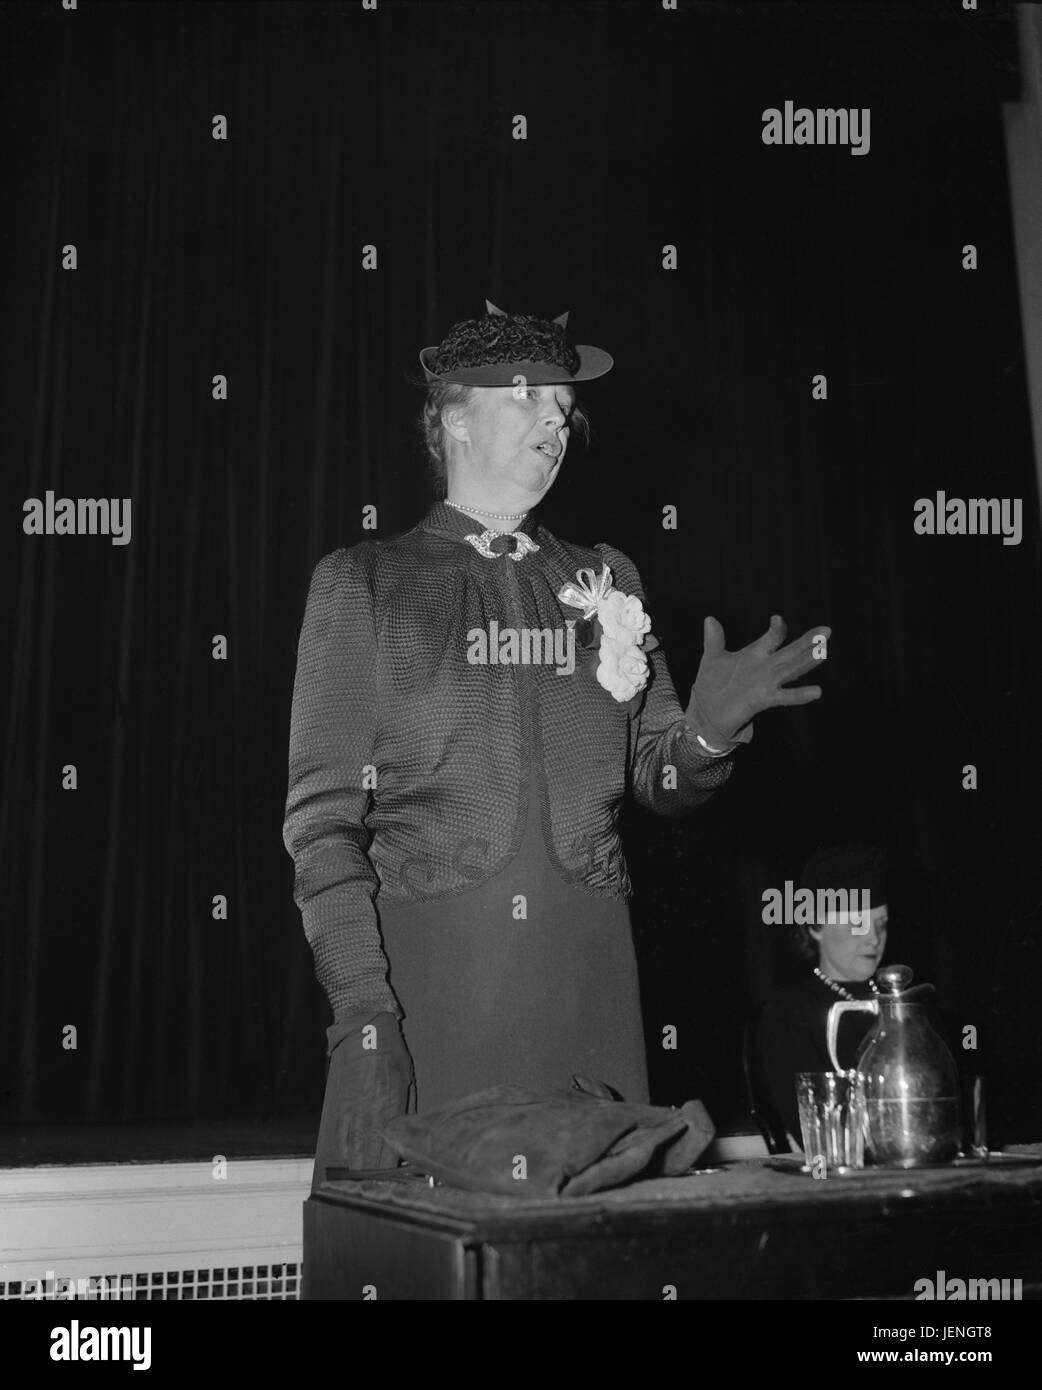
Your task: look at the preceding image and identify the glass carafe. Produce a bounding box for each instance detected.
[827,964,961,1167]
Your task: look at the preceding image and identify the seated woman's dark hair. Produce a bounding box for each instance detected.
[789,841,889,962]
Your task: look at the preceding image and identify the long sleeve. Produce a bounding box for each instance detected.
[283,547,401,1019]
[596,543,735,817]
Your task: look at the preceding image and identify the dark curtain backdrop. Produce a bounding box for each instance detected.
[2,0,1039,1143]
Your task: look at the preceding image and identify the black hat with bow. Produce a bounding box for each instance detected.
[420,300,614,385]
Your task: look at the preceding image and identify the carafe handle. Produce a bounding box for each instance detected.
[826,999,878,1071]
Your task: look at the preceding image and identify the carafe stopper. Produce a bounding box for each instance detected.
[876,965,913,994]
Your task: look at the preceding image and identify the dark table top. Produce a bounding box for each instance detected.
[313,1145,1042,1242]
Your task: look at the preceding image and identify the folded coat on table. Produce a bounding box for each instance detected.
[382,1076,715,1197]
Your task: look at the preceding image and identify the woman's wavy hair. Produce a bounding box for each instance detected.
[415,380,591,499]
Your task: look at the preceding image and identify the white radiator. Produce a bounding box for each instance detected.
[0,1157,312,1301]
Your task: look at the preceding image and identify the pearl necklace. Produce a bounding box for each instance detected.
[446,499,529,522]
[814,966,880,1002]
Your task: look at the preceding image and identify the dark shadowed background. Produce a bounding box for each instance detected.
[2,0,1040,1153]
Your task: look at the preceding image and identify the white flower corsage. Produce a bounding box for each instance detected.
[557,566,656,703]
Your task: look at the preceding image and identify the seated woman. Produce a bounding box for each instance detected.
[755,843,889,1148]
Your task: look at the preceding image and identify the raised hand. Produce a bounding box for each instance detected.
[689,614,831,744]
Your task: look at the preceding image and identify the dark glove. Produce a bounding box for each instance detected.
[689,614,831,744]
[314,1010,415,1177]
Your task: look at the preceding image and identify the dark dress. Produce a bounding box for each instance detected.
[379,746,650,1108]
[756,975,877,1142]
[284,500,735,1137]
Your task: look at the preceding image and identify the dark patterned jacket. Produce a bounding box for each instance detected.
[283,499,735,1018]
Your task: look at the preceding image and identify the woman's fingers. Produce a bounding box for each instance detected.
[771,684,823,706]
[703,618,831,720]
[703,615,727,657]
[775,650,825,683]
[772,625,831,678]
[760,613,788,653]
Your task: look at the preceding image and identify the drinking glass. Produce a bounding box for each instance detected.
[796,1070,866,1172]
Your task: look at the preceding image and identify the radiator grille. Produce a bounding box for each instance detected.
[1,1264,301,1301]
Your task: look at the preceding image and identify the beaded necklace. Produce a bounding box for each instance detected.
[445,499,529,522]
[813,966,880,1002]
